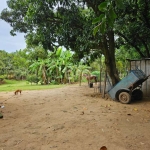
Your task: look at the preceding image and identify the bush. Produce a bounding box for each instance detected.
[0,75,5,84]
[50,80,59,85]
[26,75,40,85]
[0,75,7,79]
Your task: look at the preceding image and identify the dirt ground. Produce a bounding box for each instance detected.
[0,83,150,150]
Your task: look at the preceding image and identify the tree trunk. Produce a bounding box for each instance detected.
[42,65,47,85]
[79,71,82,86]
[102,30,120,86]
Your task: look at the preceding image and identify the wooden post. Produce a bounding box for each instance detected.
[102,70,107,98]
[99,55,102,93]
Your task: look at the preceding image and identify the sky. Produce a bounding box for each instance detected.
[0,0,26,53]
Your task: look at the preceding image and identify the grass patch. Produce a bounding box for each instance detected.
[0,80,65,92]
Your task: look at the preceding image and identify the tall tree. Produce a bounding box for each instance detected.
[115,0,150,58]
[0,0,122,85]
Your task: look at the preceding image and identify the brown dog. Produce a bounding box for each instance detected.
[14,90,22,95]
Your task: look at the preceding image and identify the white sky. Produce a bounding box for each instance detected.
[0,0,26,53]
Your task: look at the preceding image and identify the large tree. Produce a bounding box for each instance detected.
[0,0,122,85]
[115,0,150,58]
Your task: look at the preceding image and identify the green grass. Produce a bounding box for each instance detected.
[0,80,65,92]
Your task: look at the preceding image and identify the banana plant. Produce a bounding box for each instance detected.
[29,59,48,84]
[76,64,91,86]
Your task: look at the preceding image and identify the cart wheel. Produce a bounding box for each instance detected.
[132,89,143,100]
[115,89,130,101]
[119,92,131,104]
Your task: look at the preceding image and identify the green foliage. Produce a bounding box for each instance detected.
[26,44,48,60]
[115,46,141,78]
[26,75,40,85]
[3,0,149,84]
[0,0,100,62]
[115,0,150,58]
[28,47,81,84]
[91,71,99,75]
[50,80,59,85]
[0,76,5,84]
[0,49,29,80]
[93,1,118,35]
[115,46,141,62]
[0,75,6,79]
[76,63,91,86]
[98,2,108,12]
[115,0,124,9]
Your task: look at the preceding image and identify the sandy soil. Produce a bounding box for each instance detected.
[0,83,150,150]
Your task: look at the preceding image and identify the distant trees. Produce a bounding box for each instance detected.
[28,47,75,84]
[0,47,92,85]
[0,49,29,80]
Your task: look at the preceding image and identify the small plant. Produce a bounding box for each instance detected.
[50,80,59,85]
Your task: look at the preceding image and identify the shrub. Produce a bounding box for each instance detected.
[26,75,40,85]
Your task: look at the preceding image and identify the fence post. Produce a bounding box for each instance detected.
[102,70,107,98]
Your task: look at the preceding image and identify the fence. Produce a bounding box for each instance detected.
[127,58,150,97]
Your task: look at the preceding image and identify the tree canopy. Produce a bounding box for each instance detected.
[1,0,150,85]
[115,0,150,58]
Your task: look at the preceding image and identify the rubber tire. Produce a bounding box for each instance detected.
[115,89,130,101]
[132,89,143,100]
[119,92,131,104]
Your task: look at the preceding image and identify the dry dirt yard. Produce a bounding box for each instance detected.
[0,83,150,150]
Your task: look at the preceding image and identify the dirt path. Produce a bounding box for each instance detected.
[0,83,150,150]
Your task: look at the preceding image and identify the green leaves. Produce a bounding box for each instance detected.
[93,1,118,35]
[93,20,106,36]
[109,6,117,20]
[92,14,105,24]
[92,13,107,35]
[108,6,117,26]
[115,0,124,9]
[93,25,100,36]
[98,2,108,12]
